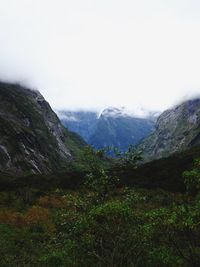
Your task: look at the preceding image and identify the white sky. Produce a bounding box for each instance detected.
[0,0,200,112]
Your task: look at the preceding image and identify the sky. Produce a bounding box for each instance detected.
[0,0,200,112]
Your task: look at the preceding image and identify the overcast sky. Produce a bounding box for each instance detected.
[0,0,200,112]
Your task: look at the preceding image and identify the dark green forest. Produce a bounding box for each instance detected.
[1,145,200,267]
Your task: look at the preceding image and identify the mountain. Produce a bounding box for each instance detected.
[0,82,86,175]
[139,98,200,161]
[58,110,98,142]
[89,107,156,151]
[58,107,156,151]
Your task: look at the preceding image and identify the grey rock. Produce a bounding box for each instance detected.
[139,98,200,161]
[0,82,85,176]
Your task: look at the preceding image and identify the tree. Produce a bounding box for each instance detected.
[183,158,200,195]
[113,145,142,169]
[82,146,119,204]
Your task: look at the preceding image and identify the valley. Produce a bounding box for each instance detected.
[58,107,156,151]
[0,82,200,267]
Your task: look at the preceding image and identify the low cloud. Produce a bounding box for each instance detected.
[0,0,200,113]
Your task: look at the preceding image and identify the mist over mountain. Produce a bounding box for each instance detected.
[57,110,99,143]
[58,107,157,151]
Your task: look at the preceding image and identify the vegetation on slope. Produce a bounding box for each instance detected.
[1,146,200,266]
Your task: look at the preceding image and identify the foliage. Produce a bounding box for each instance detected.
[82,146,119,203]
[113,144,142,169]
[84,169,119,204]
[1,154,200,266]
[183,158,200,195]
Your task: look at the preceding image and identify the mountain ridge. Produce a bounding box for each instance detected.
[138,98,200,161]
[0,82,86,175]
[58,107,157,151]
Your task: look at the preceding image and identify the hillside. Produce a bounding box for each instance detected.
[116,144,200,192]
[0,82,86,175]
[139,98,200,161]
[1,136,200,266]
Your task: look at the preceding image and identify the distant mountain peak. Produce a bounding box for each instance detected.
[99,106,160,119]
[100,107,128,118]
[58,106,156,151]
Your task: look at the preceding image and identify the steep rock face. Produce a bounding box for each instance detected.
[58,107,156,151]
[139,98,200,161]
[0,82,85,175]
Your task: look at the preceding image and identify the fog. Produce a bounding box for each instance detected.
[0,0,200,113]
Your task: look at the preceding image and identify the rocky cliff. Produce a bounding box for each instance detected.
[139,98,200,161]
[0,82,85,175]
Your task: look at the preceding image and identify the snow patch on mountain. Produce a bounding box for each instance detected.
[99,107,160,119]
